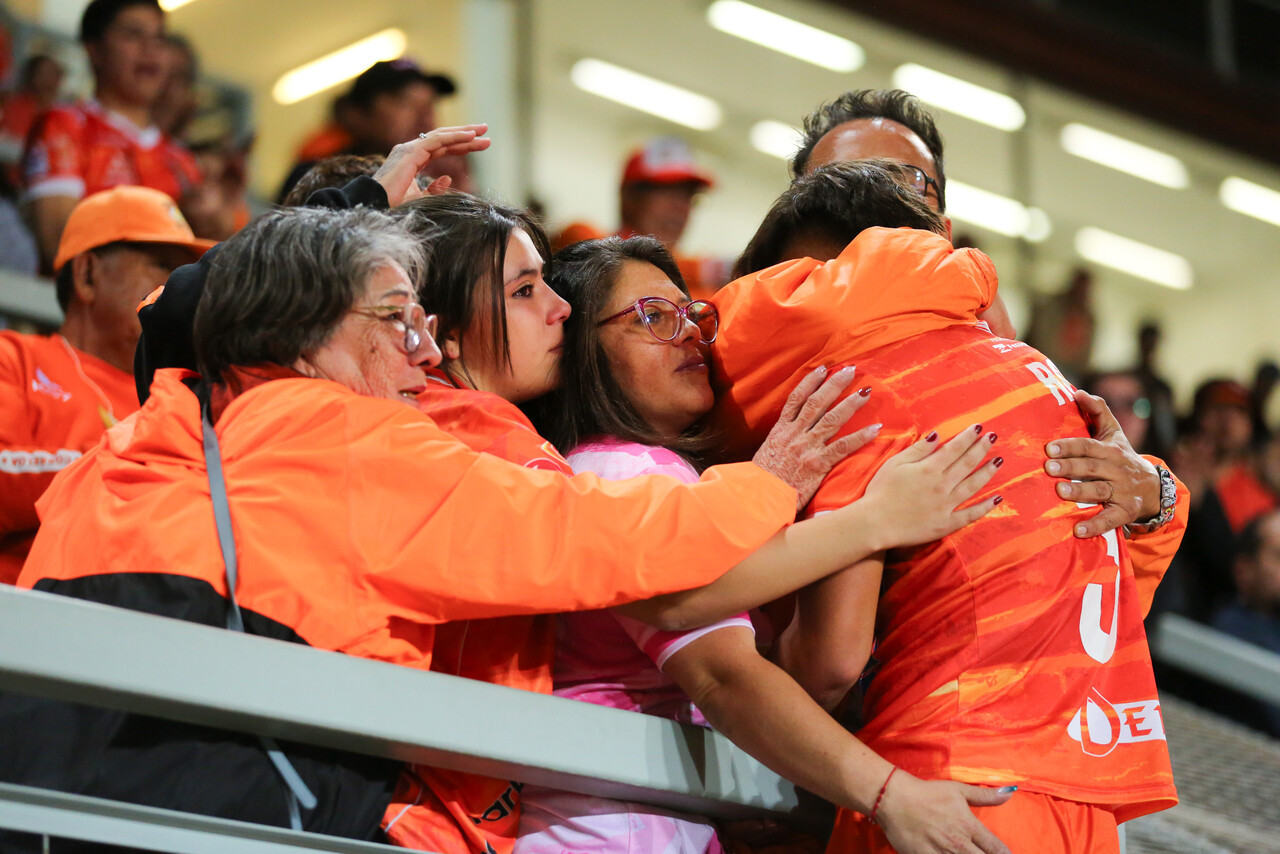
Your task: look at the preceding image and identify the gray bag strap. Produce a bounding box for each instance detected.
[201,404,319,829]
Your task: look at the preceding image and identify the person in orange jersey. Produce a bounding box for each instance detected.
[712,161,1188,854]
[552,137,731,301]
[387,192,976,854]
[0,185,212,583]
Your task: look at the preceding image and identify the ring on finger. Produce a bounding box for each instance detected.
[1104,482,1115,504]
[418,132,431,140]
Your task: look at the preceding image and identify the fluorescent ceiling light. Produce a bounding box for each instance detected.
[1060,123,1188,189]
[159,0,197,9]
[947,180,1049,241]
[892,64,1025,132]
[1075,227,1192,290]
[1220,177,1280,228]
[273,29,407,106]
[707,0,864,73]
[570,59,722,131]
[750,120,801,160]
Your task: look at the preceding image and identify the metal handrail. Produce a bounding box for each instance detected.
[0,585,823,851]
[0,269,60,327]
[1153,611,1280,706]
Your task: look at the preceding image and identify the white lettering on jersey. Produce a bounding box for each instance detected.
[0,448,82,474]
[1068,688,1165,756]
[1026,360,1076,406]
[1077,496,1122,664]
[32,368,71,402]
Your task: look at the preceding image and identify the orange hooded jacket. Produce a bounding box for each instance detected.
[712,228,1185,825]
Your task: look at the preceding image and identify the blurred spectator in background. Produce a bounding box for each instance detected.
[0,186,212,584]
[1175,379,1279,620]
[1133,321,1178,459]
[789,88,1016,340]
[278,59,456,202]
[21,0,205,272]
[0,54,64,166]
[1026,267,1096,385]
[152,32,197,140]
[1251,359,1278,446]
[1210,509,1280,736]
[0,165,37,275]
[1085,370,1152,453]
[553,137,730,300]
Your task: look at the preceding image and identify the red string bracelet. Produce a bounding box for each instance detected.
[869,766,898,824]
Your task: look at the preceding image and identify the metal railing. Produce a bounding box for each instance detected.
[0,585,823,852]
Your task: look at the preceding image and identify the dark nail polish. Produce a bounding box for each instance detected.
[974,424,983,434]
[987,432,998,443]
[925,431,938,442]
[993,457,1004,468]
[858,386,872,397]
[993,495,1003,505]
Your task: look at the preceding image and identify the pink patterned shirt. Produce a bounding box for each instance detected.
[553,436,754,726]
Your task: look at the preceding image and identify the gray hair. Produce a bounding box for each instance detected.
[194,206,425,383]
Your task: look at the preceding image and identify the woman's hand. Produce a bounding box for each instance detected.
[860,426,1003,551]
[752,365,878,513]
[373,125,492,206]
[1044,389,1160,538]
[876,772,1014,854]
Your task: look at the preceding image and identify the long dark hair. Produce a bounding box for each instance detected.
[528,236,717,464]
[397,193,551,388]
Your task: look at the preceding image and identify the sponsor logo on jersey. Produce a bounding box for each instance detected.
[1067,687,1165,756]
[32,369,71,402]
[0,448,82,474]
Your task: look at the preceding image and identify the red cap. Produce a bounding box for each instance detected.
[621,137,714,189]
[54,186,215,273]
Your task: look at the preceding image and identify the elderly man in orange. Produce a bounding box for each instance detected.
[710,161,1188,854]
[0,185,212,583]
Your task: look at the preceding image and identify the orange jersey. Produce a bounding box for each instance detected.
[0,332,137,583]
[22,101,201,202]
[712,228,1182,823]
[385,371,574,854]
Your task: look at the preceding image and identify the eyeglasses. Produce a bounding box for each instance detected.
[350,303,438,356]
[598,297,718,344]
[898,164,940,201]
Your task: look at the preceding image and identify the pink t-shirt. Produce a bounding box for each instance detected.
[554,436,754,726]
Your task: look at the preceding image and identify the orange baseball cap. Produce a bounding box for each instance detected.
[54,186,216,273]
[621,137,714,189]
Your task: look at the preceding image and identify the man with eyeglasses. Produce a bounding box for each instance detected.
[22,0,204,273]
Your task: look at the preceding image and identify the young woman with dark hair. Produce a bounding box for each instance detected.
[385,198,1008,854]
[515,235,1015,854]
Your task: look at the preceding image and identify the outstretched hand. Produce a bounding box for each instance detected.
[752,365,878,513]
[877,772,1014,854]
[373,125,491,206]
[861,425,1003,552]
[1045,389,1160,538]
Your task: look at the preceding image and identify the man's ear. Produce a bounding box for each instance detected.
[69,253,96,306]
[944,215,953,242]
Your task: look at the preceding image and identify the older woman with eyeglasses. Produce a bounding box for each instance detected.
[512,235,1016,854]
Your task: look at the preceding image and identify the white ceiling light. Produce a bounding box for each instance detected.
[750,120,801,160]
[1060,123,1189,189]
[1220,176,1280,228]
[159,0,198,9]
[946,180,1049,241]
[707,0,864,73]
[273,29,407,105]
[892,64,1025,132]
[570,59,722,131]
[1075,227,1193,290]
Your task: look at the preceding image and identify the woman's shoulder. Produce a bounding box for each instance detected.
[566,436,698,483]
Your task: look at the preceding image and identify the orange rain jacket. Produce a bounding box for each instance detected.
[711,228,1186,833]
[10,368,795,840]
[0,332,137,583]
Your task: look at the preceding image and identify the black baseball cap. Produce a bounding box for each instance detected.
[348,59,456,107]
